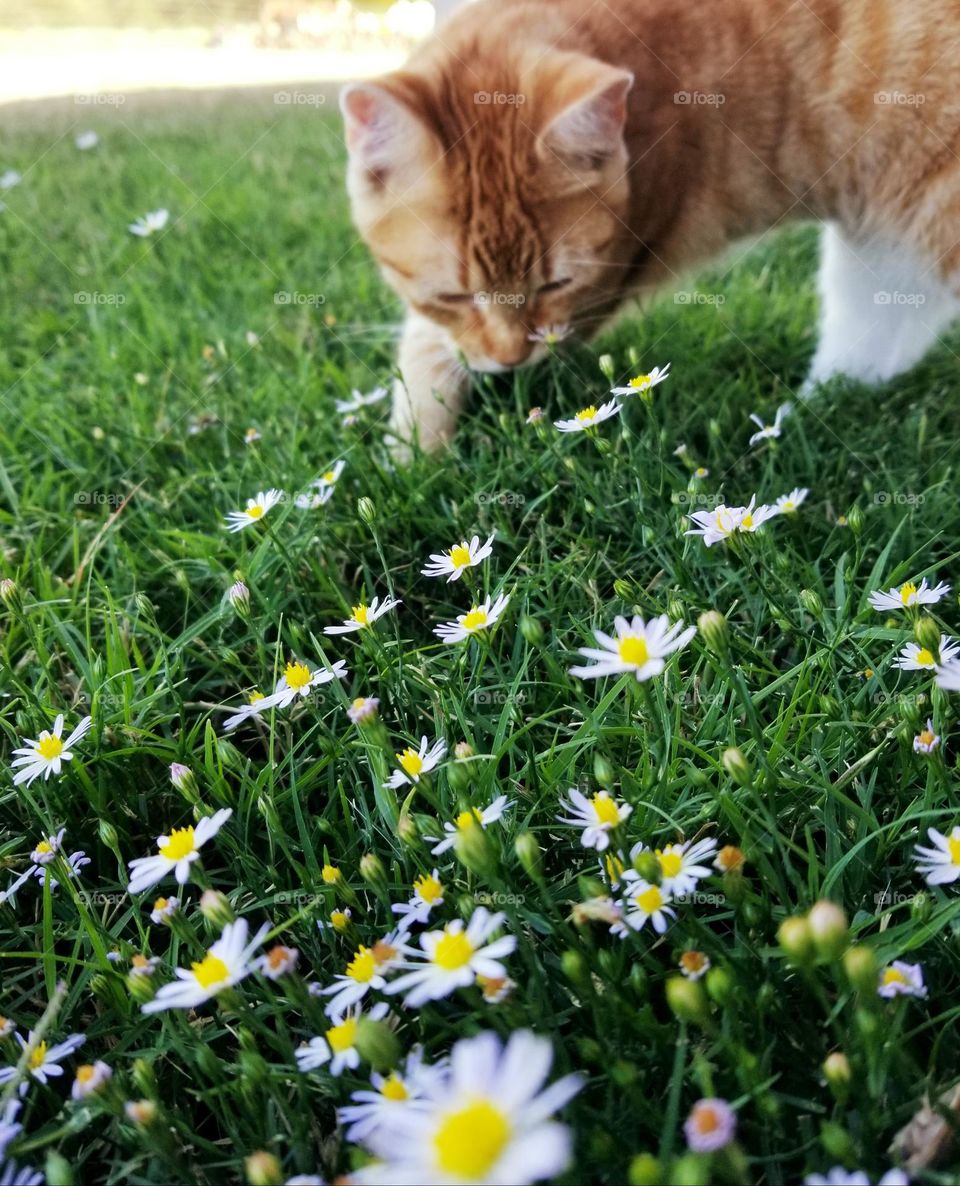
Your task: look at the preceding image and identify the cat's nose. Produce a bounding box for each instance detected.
[490,340,534,368]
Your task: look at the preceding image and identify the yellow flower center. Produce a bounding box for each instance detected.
[321,864,341,883]
[322,470,336,483]
[618,635,650,667]
[398,749,424,777]
[741,513,754,529]
[691,1106,721,1135]
[326,1018,358,1054]
[330,910,350,931]
[246,504,264,520]
[433,929,475,970]
[153,897,169,912]
[915,648,936,667]
[131,955,151,971]
[76,1064,96,1084]
[899,582,918,605]
[592,794,621,826]
[346,947,377,983]
[636,885,665,914]
[657,849,683,878]
[159,827,196,861]
[284,661,312,690]
[449,544,472,568]
[575,405,598,422]
[351,604,369,626]
[381,1074,408,1101]
[415,873,444,903]
[628,374,650,389]
[948,834,960,866]
[29,1041,48,1070]
[462,609,489,632]
[456,808,482,832]
[680,951,708,975]
[372,940,398,967]
[604,853,625,881]
[34,840,53,856]
[267,946,292,971]
[35,734,64,761]
[434,1100,511,1179]
[919,730,936,746]
[782,500,795,511]
[882,967,908,988]
[191,953,230,990]
[249,691,265,704]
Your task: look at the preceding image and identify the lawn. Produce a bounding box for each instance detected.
[2,87,960,1186]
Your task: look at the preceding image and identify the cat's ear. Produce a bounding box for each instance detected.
[539,62,634,171]
[340,79,438,189]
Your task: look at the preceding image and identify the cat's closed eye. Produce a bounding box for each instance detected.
[437,293,476,306]
[538,278,573,294]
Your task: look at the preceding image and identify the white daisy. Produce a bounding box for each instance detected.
[224,489,284,532]
[243,427,261,445]
[569,613,696,683]
[554,399,621,432]
[878,961,927,999]
[295,487,335,510]
[358,1029,582,1185]
[610,363,671,396]
[318,937,402,1017]
[392,870,445,932]
[556,788,632,851]
[936,660,960,692]
[221,689,280,732]
[869,577,951,612]
[75,131,98,150]
[348,696,380,724]
[528,324,571,345]
[775,487,809,514]
[427,795,512,856]
[526,407,545,425]
[149,895,179,924]
[914,825,960,885]
[257,944,299,981]
[142,918,270,1013]
[384,908,516,1008]
[914,720,941,754]
[296,1003,388,1077]
[893,635,960,671]
[645,837,718,897]
[270,658,348,708]
[335,387,389,415]
[324,595,401,635]
[613,872,676,936]
[421,534,495,582]
[10,714,92,786]
[0,1031,85,1097]
[685,504,746,547]
[679,951,712,980]
[126,808,233,895]
[128,208,169,237]
[735,495,781,534]
[433,593,510,644]
[313,460,346,489]
[747,401,791,446]
[385,736,447,790]
[338,1047,440,1144]
[71,1060,112,1100]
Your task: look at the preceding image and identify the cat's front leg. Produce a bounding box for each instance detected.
[389,312,469,452]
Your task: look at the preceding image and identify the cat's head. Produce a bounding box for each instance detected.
[340,51,634,372]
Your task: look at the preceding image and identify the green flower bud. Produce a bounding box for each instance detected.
[454,822,493,875]
[613,578,635,602]
[665,975,710,1027]
[820,1121,855,1164]
[610,1059,638,1088]
[98,819,119,850]
[808,900,848,960]
[239,1050,268,1086]
[667,597,685,623]
[576,1037,603,1064]
[514,831,542,880]
[199,890,235,929]
[911,890,931,924]
[592,753,615,787]
[915,615,943,657]
[628,1154,663,1186]
[561,949,591,991]
[819,694,840,718]
[126,970,157,1005]
[598,353,615,381]
[227,581,250,617]
[777,916,814,965]
[45,1150,73,1186]
[131,1057,157,1098]
[846,505,864,534]
[359,852,387,889]
[722,746,751,786]
[669,1153,711,1186]
[842,945,878,994]
[799,588,823,617]
[0,579,22,613]
[518,615,544,645]
[397,813,419,846]
[356,1017,401,1072]
[822,1052,851,1100]
[697,610,728,656]
[705,966,734,1006]
[357,497,376,526]
[244,1152,283,1186]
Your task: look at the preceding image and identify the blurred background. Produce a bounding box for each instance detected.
[0,0,464,104]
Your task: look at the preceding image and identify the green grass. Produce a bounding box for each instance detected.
[2,89,960,1185]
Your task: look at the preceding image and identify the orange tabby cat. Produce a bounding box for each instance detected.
[341,0,960,449]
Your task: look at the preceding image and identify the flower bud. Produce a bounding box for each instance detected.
[705,966,734,1006]
[518,614,544,645]
[134,593,155,618]
[665,976,710,1027]
[915,615,942,656]
[822,1052,851,1100]
[227,580,250,617]
[697,610,728,656]
[715,845,745,873]
[0,579,21,612]
[514,831,542,880]
[124,1098,158,1127]
[356,1017,401,1072]
[321,863,341,885]
[820,1121,855,1164]
[799,588,823,617]
[722,746,751,786]
[359,853,387,889]
[628,1154,663,1186]
[169,763,197,797]
[454,822,493,875]
[842,945,878,994]
[131,1058,156,1098]
[98,819,119,850]
[397,813,419,846]
[244,1152,283,1186]
[45,1150,73,1186]
[846,505,864,534]
[807,900,848,960]
[592,753,615,787]
[126,970,157,1005]
[199,890,235,928]
[632,849,660,883]
[561,949,591,991]
[613,578,635,602]
[357,497,376,526]
[667,597,685,623]
[598,353,615,381]
[777,916,814,965]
